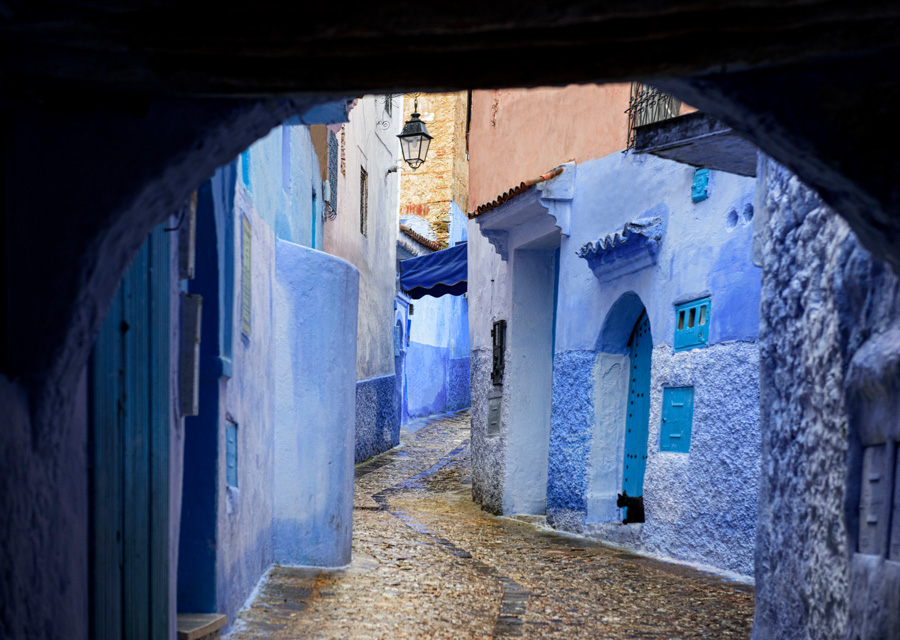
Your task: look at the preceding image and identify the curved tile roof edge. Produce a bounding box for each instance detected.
[399,224,441,251]
[467,165,567,219]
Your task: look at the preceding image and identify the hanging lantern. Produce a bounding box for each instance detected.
[397,98,433,171]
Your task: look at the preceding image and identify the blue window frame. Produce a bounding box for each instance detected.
[660,386,694,453]
[674,297,710,352]
[226,421,238,488]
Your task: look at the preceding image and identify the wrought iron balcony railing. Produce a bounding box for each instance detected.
[626,83,682,150]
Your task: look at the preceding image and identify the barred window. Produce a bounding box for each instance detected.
[626,82,682,150]
[360,167,368,236]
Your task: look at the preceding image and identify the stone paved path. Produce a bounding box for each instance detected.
[228,410,754,639]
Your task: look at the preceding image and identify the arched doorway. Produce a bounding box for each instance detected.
[622,312,652,513]
[584,291,650,524]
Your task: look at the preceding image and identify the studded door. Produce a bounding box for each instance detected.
[623,313,652,499]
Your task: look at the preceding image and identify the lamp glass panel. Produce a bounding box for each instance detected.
[419,137,431,163]
[407,138,421,159]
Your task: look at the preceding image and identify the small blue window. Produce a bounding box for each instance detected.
[660,386,694,453]
[674,297,710,352]
[226,421,238,488]
[241,150,251,190]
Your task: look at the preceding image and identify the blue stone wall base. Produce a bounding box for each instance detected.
[447,357,471,411]
[355,374,400,464]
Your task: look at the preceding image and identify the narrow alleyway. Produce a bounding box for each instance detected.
[229,411,754,639]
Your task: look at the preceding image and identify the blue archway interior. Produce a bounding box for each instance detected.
[597,291,648,354]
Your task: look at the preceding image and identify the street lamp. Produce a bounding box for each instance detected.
[397,97,433,171]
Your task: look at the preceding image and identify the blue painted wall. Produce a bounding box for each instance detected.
[469,150,761,576]
[273,241,358,565]
[321,97,403,462]
[546,153,761,576]
[178,116,359,628]
[403,201,471,421]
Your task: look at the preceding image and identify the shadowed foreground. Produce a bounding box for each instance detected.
[229,411,754,639]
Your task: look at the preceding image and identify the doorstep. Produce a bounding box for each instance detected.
[177,613,227,640]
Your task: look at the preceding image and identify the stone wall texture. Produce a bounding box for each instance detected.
[470,349,505,514]
[642,341,760,577]
[398,92,469,246]
[447,357,472,411]
[547,350,597,531]
[754,159,900,639]
[355,374,400,463]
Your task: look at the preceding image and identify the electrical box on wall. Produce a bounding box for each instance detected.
[487,393,502,436]
[660,386,695,453]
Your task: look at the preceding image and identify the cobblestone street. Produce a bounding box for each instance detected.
[229,411,754,639]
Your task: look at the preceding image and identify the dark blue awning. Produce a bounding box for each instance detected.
[399,243,467,299]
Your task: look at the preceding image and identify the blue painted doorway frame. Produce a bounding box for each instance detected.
[89,224,170,640]
[622,312,652,501]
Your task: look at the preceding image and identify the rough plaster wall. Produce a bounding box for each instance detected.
[547,350,597,531]
[468,210,512,513]
[753,161,900,640]
[273,241,358,567]
[643,342,760,577]
[218,190,277,625]
[470,349,505,514]
[355,374,400,463]
[536,149,760,576]
[323,96,399,383]
[448,357,471,411]
[0,372,88,640]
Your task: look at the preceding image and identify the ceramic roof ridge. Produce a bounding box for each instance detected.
[399,224,441,251]
[577,217,664,258]
[467,163,569,220]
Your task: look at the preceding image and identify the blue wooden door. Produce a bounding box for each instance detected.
[90,224,170,640]
[623,313,651,500]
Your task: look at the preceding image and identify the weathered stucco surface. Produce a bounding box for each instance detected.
[753,159,900,639]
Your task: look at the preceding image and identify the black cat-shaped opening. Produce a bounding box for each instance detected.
[616,490,645,524]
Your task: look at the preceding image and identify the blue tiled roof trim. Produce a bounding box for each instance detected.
[576,217,664,283]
